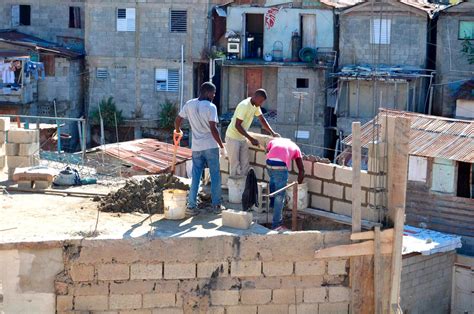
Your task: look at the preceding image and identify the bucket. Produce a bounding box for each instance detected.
[227,176,246,203]
[287,183,309,210]
[163,189,188,220]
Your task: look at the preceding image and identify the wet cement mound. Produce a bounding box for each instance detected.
[96,174,190,214]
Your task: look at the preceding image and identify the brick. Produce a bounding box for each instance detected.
[18,142,40,156]
[7,129,39,144]
[34,180,51,189]
[314,162,334,180]
[110,280,155,294]
[328,287,350,302]
[110,294,142,310]
[97,264,129,281]
[323,182,344,199]
[257,304,289,314]
[210,290,239,305]
[152,308,182,314]
[164,263,196,279]
[306,178,322,194]
[304,287,326,303]
[143,293,175,308]
[318,302,349,313]
[0,117,10,131]
[263,262,293,276]
[295,261,325,276]
[70,264,94,282]
[327,260,347,275]
[303,160,313,176]
[57,295,73,311]
[311,195,331,211]
[7,155,38,168]
[18,180,32,189]
[231,260,261,277]
[74,295,108,311]
[222,209,253,230]
[197,262,227,278]
[289,303,319,314]
[226,305,258,314]
[272,288,297,304]
[241,289,272,305]
[130,263,163,280]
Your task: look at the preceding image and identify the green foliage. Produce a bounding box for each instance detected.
[461,39,474,65]
[159,100,178,130]
[90,97,123,128]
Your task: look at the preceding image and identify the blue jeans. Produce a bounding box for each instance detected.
[267,168,289,229]
[188,148,221,208]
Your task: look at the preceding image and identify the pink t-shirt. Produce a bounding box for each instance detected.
[266,138,302,168]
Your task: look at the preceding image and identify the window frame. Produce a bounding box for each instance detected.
[12,4,31,26]
[69,6,81,29]
[155,68,179,92]
[370,18,391,45]
[458,20,474,40]
[117,8,136,32]
[169,9,187,33]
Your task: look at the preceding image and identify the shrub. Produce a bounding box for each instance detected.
[90,97,124,128]
[159,100,178,130]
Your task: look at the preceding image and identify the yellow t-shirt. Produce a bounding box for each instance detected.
[226,97,262,141]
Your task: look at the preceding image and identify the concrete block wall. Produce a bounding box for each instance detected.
[55,232,352,313]
[5,128,40,180]
[220,133,385,222]
[400,252,456,313]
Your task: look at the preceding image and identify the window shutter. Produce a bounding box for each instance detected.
[96,68,108,79]
[170,10,187,33]
[11,5,20,27]
[126,8,136,32]
[155,69,168,91]
[371,19,391,44]
[117,8,127,31]
[167,69,179,92]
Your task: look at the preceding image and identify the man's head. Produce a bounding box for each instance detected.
[251,89,267,107]
[199,82,216,101]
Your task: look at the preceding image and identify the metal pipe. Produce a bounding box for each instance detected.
[0,114,85,122]
[265,181,298,198]
[292,183,298,231]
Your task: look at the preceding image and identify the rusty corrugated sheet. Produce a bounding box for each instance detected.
[343,108,474,163]
[98,138,192,174]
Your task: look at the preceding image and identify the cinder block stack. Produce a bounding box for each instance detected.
[6,128,40,181]
[0,118,8,173]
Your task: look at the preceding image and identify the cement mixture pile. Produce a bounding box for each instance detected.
[96,174,193,214]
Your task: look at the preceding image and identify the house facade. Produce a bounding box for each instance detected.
[434,1,474,119]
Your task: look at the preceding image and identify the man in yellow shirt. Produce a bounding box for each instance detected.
[225,89,279,177]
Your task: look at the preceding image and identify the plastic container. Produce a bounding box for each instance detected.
[227,176,246,203]
[163,189,188,220]
[287,182,309,210]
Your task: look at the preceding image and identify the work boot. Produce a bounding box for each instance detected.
[212,204,225,215]
[185,207,199,217]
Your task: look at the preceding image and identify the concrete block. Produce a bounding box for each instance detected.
[7,155,38,168]
[34,180,51,189]
[255,151,266,166]
[97,263,130,281]
[332,201,352,217]
[306,178,322,194]
[334,165,353,184]
[368,141,387,158]
[257,304,289,314]
[18,180,33,189]
[0,155,4,168]
[72,282,109,296]
[304,287,326,303]
[0,117,10,131]
[303,160,313,176]
[222,209,253,230]
[70,264,94,282]
[19,142,40,156]
[323,182,344,199]
[7,129,39,143]
[131,263,163,280]
[314,162,334,180]
[74,295,108,311]
[310,195,331,211]
[252,165,264,180]
[110,294,142,310]
[5,143,19,155]
[231,260,261,277]
[318,302,349,313]
[8,167,15,180]
[197,262,227,278]
[272,288,297,304]
[226,305,258,314]
[152,308,183,314]
[164,262,196,279]
[295,261,325,276]
[210,290,239,305]
[241,289,272,305]
[328,260,348,275]
[368,157,387,173]
[328,287,350,302]
[0,143,4,155]
[56,295,73,311]
[143,293,176,308]
[110,281,155,294]
[220,157,229,173]
[344,187,367,204]
[208,307,226,314]
[0,131,5,144]
[263,261,293,276]
[289,303,319,314]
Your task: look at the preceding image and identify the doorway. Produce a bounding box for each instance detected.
[245,14,264,59]
[245,68,263,97]
[457,161,472,198]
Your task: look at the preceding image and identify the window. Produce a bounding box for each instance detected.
[431,158,455,194]
[456,162,472,198]
[370,19,391,44]
[96,68,108,79]
[459,21,474,40]
[296,78,309,88]
[117,8,135,32]
[11,5,31,26]
[170,10,187,33]
[155,69,179,92]
[408,156,427,183]
[69,7,81,29]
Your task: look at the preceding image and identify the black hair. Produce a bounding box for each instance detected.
[200,82,216,95]
[255,88,267,99]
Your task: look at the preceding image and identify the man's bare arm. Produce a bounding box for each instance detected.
[210,121,224,149]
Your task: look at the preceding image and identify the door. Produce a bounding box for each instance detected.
[301,14,317,49]
[245,68,263,97]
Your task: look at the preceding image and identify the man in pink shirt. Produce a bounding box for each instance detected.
[266,138,305,230]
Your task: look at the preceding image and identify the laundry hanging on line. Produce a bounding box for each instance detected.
[24,61,45,80]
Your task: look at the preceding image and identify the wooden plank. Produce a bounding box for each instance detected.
[352,122,362,233]
[300,207,380,229]
[390,207,405,312]
[351,255,374,314]
[374,226,382,314]
[314,240,392,258]
[351,229,394,242]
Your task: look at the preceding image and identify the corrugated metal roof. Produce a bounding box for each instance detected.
[343,108,474,163]
[96,138,192,174]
